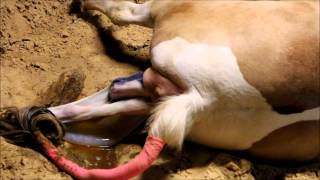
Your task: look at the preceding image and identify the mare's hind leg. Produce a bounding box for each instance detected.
[82,0,154,27]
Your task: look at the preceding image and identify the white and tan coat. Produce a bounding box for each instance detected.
[74,0,320,162]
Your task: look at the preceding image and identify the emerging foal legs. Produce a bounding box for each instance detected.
[48,87,150,123]
[49,68,182,123]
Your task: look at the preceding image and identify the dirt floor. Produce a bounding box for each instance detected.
[0,0,319,179]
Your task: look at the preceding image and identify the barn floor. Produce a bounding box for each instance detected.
[0,0,319,179]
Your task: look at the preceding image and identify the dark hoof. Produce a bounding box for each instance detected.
[0,107,65,145]
[108,72,144,102]
[110,72,143,85]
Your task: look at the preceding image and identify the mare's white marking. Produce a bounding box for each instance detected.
[149,37,319,150]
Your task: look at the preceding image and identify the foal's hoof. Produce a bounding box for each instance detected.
[0,107,65,145]
[111,72,144,85]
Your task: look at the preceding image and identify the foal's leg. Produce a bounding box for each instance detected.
[48,87,150,123]
[48,67,181,123]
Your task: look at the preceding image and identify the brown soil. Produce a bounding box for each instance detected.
[0,0,319,179]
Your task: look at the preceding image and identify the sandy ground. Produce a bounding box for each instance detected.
[0,0,319,179]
